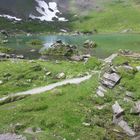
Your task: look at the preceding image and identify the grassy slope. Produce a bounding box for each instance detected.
[0,57,100,98]
[71,0,140,32]
[0,56,140,139]
[1,0,140,33]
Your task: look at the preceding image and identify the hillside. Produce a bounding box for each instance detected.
[0,0,140,33]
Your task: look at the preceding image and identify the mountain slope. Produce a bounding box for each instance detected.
[0,0,140,33]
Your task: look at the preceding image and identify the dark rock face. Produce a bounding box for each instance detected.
[0,0,97,21]
[0,0,68,20]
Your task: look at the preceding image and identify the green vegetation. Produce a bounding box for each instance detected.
[0,46,13,53]
[70,0,140,33]
[1,1,140,33]
[0,55,140,139]
[0,18,70,33]
[0,57,101,98]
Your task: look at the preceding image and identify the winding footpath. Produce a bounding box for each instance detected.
[0,75,92,103]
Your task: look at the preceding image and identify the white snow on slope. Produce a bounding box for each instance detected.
[0,14,22,21]
[29,0,67,21]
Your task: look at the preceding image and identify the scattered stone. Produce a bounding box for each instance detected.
[136,66,140,71]
[70,55,83,61]
[96,105,106,110]
[0,80,3,85]
[131,101,140,114]
[112,101,124,117]
[46,72,51,76]
[0,133,26,140]
[82,122,91,127]
[56,72,65,79]
[60,29,68,33]
[70,54,91,61]
[29,60,35,63]
[16,55,24,59]
[126,91,134,99]
[112,102,136,137]
[96,86,107,97]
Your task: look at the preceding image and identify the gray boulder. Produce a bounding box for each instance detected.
[101,72,121,88]
[112,101,124,117]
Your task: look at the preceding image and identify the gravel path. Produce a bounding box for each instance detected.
[0,75,92,103]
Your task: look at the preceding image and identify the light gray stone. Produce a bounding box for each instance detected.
[0,133,26,140]
[118,120,135,136]
[112,101,124,117]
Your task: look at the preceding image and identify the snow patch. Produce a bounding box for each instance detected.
[29,0,67,21]
[0,14,22,21]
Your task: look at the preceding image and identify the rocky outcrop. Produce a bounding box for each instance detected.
[112,101,136,137]
[41,40,78,57]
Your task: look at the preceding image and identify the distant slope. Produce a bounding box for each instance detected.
[70,0,140,32]
[0,0,140,33]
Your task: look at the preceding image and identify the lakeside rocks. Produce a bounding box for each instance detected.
[70,54,91,61]
[0,52,24,60]
[41,40,78,57]
[119,50,140,58]
[83,40,97,48]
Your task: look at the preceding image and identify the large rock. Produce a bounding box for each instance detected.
[101,72,121,88]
